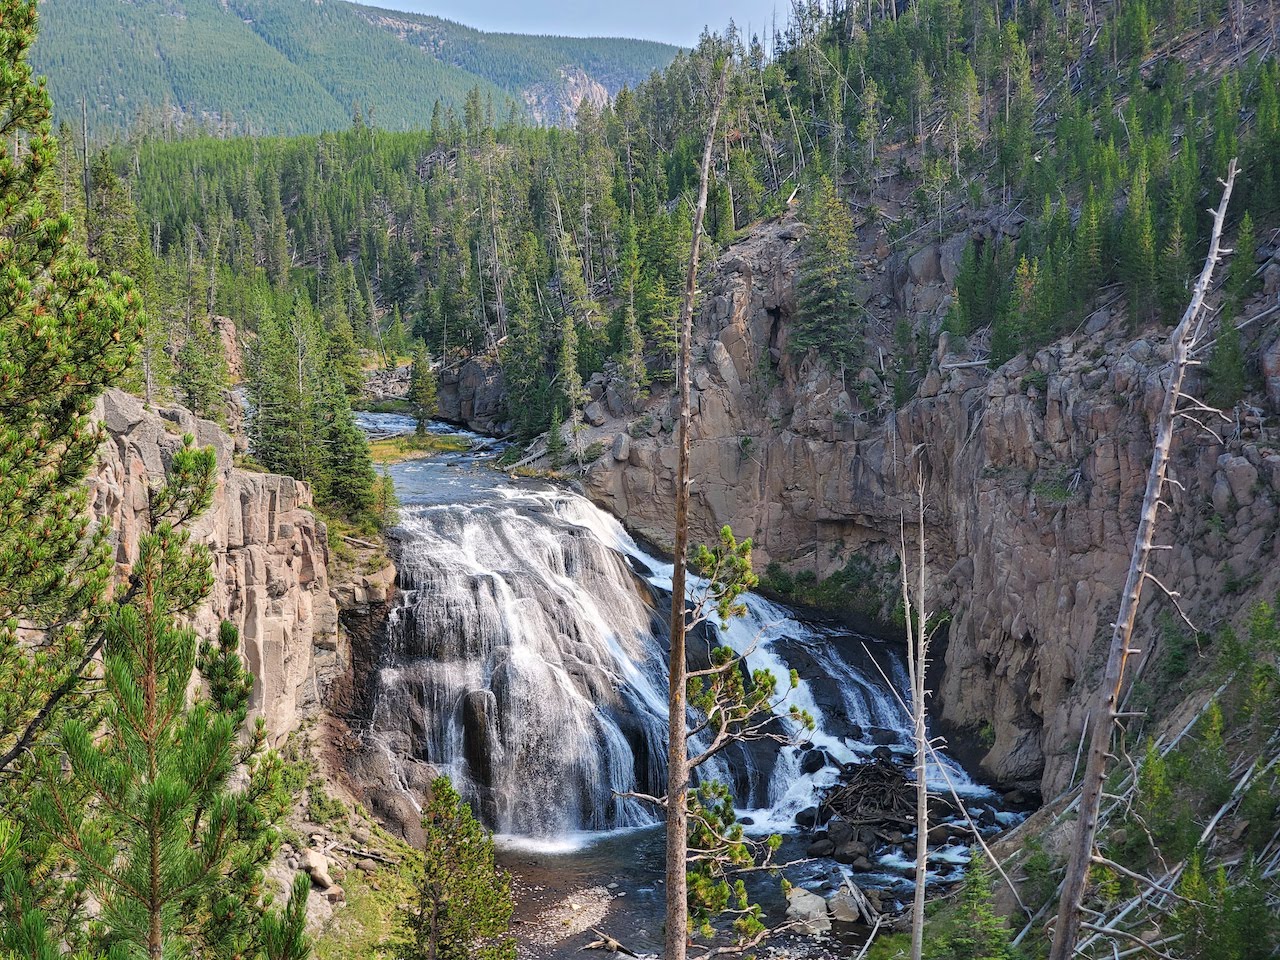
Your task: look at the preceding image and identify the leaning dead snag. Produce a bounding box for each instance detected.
[900,466,933,960]
[1048,159,1238,960]
[666,62,727,960]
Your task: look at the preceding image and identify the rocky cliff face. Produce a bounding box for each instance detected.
[523,67,610,126]
[586,217,1280,796]
[91,389,342,742]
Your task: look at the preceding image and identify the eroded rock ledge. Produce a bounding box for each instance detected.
[91,388,344,742]
[586,217,1280,797]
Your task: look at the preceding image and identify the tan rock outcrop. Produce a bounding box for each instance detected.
[586,217,1280,796]
[90,389,341,742]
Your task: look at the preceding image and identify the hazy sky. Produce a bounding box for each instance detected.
[354,0,783,47]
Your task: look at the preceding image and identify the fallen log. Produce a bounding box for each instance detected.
[582,929,641,957]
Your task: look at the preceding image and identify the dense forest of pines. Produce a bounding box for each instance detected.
[10,0,1280,954]
[87,0,1278,479]
[31,0,678,137]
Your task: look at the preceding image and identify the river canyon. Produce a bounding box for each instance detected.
[344,412,1016,952]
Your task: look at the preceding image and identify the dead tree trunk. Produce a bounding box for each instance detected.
[901,466,931,960]
[665,66,727,960]
[1048,159,1238,960]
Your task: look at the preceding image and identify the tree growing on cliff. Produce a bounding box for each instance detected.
[20,438,309,960]
[0,0,139,784]
[793,173,862,372]
[398,776,515,960]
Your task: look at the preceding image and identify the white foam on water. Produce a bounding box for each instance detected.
[369,453,995,845]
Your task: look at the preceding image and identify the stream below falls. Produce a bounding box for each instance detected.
[353,413,1022,956]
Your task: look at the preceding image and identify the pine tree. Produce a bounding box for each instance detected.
[1225,211,1259,316]
[1120,160,1157,323]
[1206,314,1247,410]
[383,305,408,369]
[499,273,547,441]
[326,314,365,398]
[945,56,980,175]
[409,341,439,435]
[175,315,229,420]
[1157,220,1191,325]
[27,439,308,960]
[991,255,1037,366]
[557,307,586,467]
[0,0,139,783]
[794,173,861,370]
[399,776,515,960]
[1205,213,1257,410]
[933,854,1014,960]
[546,405,567,469]
[1073,187,1105,313]
[318,375,379,526]
[616,217,648,405]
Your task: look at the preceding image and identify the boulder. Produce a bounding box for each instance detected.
[1220,455,1259,507]
[605,382,628,418]
[833,840,870,864]
[785,887,831,935]
[908,244,942,285]
[584,401,608,427]
[806,838,836,857]
[612,433,630,462]
[940,232,969,286]
[324,885,346,904]
[795,806,820,828]
[800,749,830,775]
[828,886,873,924]
[300,849,333,890]
[827,819,855,846]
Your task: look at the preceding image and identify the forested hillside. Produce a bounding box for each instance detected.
[112,0,1280,447]
[19,0,1280,954]
[31,0,678,135]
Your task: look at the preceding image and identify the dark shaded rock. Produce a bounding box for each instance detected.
[807,838,836,857]
[833,840,870,864]
[827,818,855,846]
[801,749,830,775]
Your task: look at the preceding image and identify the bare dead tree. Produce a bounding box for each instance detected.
[1048,158,1239,960]
[899,463,934,960]
[666,63,728,960]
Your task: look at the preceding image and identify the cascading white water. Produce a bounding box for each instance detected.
[360,413,993,845]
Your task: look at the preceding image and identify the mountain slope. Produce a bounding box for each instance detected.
[30,0,679,135]
[351,5,681,121]
[34,0,354,134]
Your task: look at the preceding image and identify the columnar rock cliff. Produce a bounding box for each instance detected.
[587,217,1280,797]
[90,388,342,741]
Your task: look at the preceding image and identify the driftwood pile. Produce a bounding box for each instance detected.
[820,758,917,827]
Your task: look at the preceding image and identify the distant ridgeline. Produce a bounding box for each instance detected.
[31,0,679,134]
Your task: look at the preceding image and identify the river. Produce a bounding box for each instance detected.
[354,412,1015,957]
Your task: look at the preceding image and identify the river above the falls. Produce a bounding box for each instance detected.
[354,412,1016,956]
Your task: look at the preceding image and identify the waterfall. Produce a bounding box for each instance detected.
[360,414,991,843]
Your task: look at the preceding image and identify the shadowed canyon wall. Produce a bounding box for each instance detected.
[586,217,1280,796]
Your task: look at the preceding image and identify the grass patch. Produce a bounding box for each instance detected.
[367,432,470,464]
[354,398,413,415]
[312,853,419,960]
